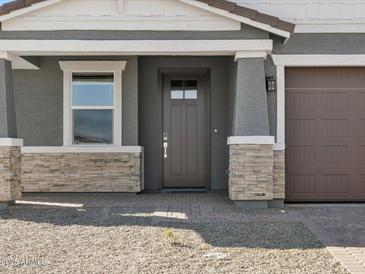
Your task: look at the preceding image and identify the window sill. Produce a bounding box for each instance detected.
[21,146,143,154]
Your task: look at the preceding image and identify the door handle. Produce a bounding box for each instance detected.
[163,142,168,159]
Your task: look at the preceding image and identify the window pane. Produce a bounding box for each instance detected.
[171,80,184,99]
[72,74,114,107]
[73,110,113,144]
[171,90,184,99]
[184,90,197,99]
[184,80,198,99]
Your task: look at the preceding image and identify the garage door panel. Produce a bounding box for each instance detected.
[358,119,365,137]
[319,119,349,138]
[286,67,365,202]
[287,119,316,139]
[287,91,316,113]
[318,91,350,113]
[357,92,365,111]
[287,174,316,194]
[359,175,365,193]
[287,145,316,165]
[319,145,349,164]
[286,67,365,89]
[318,174,349,194]
[358,146,365,163]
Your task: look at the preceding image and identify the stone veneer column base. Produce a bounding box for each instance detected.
[0,139,23,204]
[273,149,285,200]
[228,136,286,209]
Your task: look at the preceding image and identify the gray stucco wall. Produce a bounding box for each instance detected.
[12,56,138,146]
[227,57,237,137]
[275,33,365,54]
[0,59,17,138]
[232,58,269,136]
[139,57,231,190]
[265,56,277,139]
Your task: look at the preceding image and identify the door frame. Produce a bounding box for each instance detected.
[158,68,211,189]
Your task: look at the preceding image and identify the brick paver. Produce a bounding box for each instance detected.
[16,192,365,273]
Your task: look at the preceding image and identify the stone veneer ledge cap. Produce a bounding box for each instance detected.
[228,136,275,145]
[21,146,143,154]
[273,143,285,151]
[0,138,24,147]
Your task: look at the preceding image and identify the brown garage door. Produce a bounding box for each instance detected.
[286,67,365,202]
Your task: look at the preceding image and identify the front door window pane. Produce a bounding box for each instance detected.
[184,90,197,99]
[184,80,198,99]
[171,80,184,99]
[171,90,184,99]
[170,79,198,100]
[73,110,113,144]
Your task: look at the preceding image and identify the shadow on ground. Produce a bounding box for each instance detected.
[1,204,322,250]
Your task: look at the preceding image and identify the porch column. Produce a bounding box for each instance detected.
[0,57,23,208]
[0,58,17,138]
[232,57,269,136]
[228,54,278,208]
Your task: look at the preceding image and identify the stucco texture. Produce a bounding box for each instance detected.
[12,56,138,146]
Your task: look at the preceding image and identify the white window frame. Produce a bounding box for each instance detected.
[59,61,127,146]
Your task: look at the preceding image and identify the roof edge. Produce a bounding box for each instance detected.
[196,0,295,33]
[0,0,48,16]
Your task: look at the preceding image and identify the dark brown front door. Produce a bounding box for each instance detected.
[286,67,365,202]
[163,75,206,188]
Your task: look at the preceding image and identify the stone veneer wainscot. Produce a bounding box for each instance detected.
[228,143,274,201]
[273,149,285,199]
[0,139,23,203]
[21,147,144,193]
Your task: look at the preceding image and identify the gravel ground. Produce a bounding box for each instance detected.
[0,207,347,274]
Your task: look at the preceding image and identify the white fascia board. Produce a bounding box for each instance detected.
[178,0,291,38]
[21,146,143,154]
[227,136,275,145]
[272,54,365,67]
[0,0,64,22]
[0,40,273,56]
[0,138,24,147]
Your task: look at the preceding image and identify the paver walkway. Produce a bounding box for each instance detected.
[16,192,365,273]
